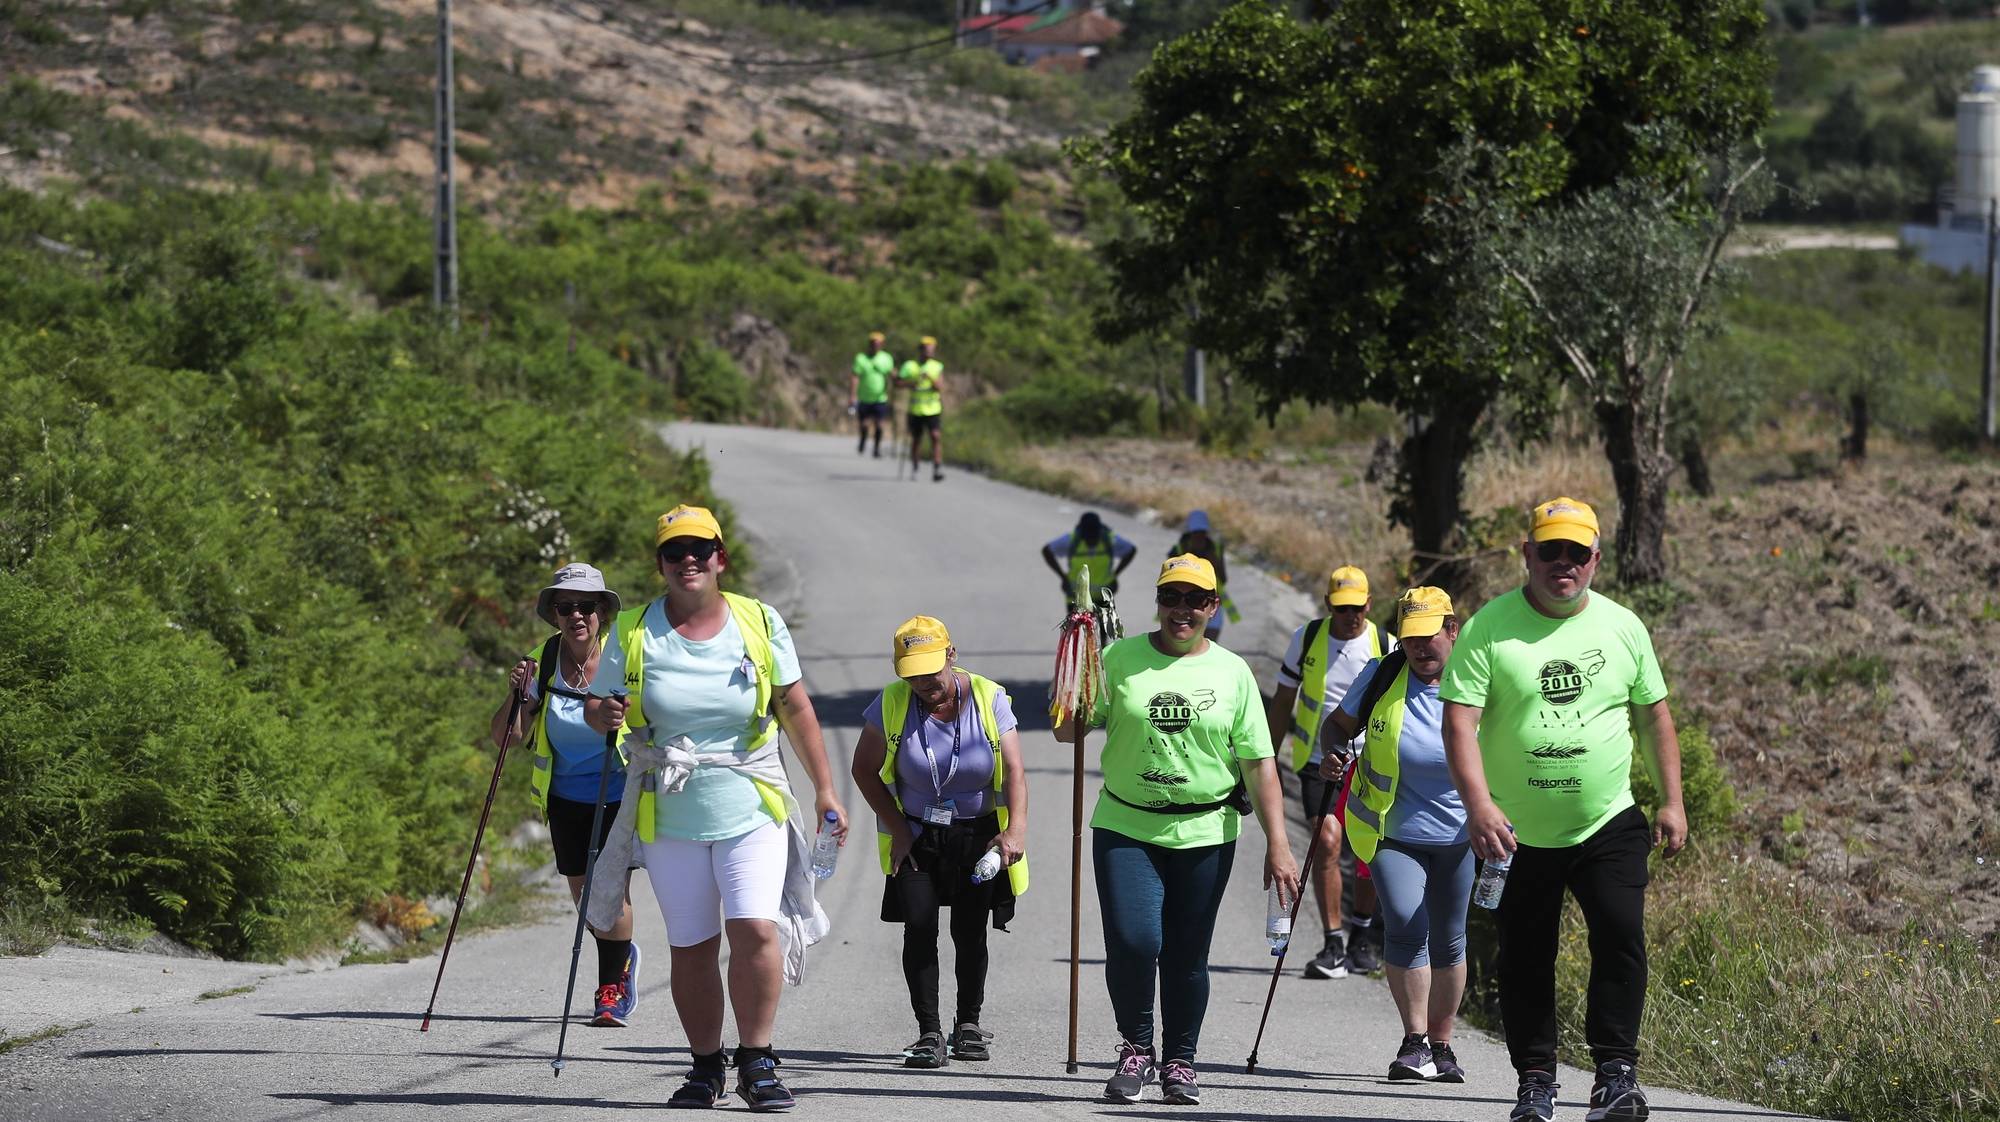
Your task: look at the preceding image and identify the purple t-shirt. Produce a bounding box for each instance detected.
[862,675,1019,823]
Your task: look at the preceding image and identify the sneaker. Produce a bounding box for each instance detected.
[1346,925,1383,975]
[1511,1070,1559,1122]
[1429,1041,1465,1083]
[902,1031,947,1069]
[1103,1040,1157,1103]
[947,1023,992,1062]
[735,1051,795,1112]
[1302,932,1349,979]
[612,943,641,1022]
[1159,1058,1199,1104]
[932,467,944,482]
[590,983,626,1028]
[1585,1060,1649,1122]
[668,1065,728,1109]
[1388,1033,1434,1081]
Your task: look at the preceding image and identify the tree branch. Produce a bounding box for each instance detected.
[1497,261,1601,395]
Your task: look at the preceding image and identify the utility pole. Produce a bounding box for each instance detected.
[1984,198,1997,444]
[433,0,459,328]
[1183,297,1205,407]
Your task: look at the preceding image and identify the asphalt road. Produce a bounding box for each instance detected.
[0,423,1813,1122]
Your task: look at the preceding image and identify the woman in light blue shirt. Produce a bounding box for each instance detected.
[589,505,849,1111]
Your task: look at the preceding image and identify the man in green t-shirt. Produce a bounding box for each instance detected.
[1439,496,1686,1122]
[899,336,945,483]
[851,331,895,459]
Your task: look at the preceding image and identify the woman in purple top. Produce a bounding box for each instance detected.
[851,616,1029,1071]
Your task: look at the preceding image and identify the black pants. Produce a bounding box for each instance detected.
[884,815,1007,1035]
[1497,805,1651,1073]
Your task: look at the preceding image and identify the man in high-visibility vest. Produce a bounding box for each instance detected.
[1266,565,1390,979]
[900,336,945,483]
[851,330,895,458]
[1167,511,1238,640]
[1040,512,1137,605]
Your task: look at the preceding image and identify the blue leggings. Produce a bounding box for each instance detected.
[1369,838,1475,970]
[1092,829,1235,1063]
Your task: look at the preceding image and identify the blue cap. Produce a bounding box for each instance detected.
[1184,510,1210,533]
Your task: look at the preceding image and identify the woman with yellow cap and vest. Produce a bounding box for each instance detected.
[585,504,849,1112]
[1058,554,1300,1106]
[490,561,641,1028]
[1317,586,1472,1084]
[850,616,1030,1070]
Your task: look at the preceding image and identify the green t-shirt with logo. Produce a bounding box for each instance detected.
[1088,635,1273,848]
[1438,588,1669,849]
[853,350,894,404]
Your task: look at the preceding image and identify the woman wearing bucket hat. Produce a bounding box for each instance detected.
[1318,587,1473,1084]
[489,562,641,1028]
[585,504,849,1112]
[1058,554,1300,1105]
[850,616,1030,1070]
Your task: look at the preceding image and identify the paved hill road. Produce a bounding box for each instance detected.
[0,423,1811,1122]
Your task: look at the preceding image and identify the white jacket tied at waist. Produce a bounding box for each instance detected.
[586,732,831,986]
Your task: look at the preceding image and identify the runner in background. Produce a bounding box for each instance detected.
[900,336,946,483]
[1166,511,1235,640]
[1041,511,1137,607]
[851,331,894,459]
[1266,565,1389,980]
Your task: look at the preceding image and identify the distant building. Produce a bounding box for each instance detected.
[958,3,1124,70]
[1903,65,2000,272]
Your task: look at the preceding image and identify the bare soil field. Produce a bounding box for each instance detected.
[1019,434,2000,939]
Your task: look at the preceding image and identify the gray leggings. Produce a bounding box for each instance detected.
[1370,837,1475,970]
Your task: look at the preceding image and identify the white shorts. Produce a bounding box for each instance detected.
[640,820,787,947]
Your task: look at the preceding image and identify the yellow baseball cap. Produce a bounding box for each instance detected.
[1326,565,1370,607]
[1157,554,1217,591]
[1531,496,1600,547]
[868,331,885,343]
[892,615,952,678]
[656,504,724,546]
[919,335,937,347]
[1395,586,1455,639]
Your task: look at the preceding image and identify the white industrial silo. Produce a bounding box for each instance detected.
[1954,80,2000,231]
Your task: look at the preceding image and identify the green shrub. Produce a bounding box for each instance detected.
[675,340,754,422]
[988,371,1145,440]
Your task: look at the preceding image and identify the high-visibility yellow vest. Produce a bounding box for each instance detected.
[1288,618,1385,771]
[902,359,943,417]
[526,631,626,816]
[877,669,1029,897]
[613,591,781,844]
[1342,658,1411,864]
[1067,534,1115,590]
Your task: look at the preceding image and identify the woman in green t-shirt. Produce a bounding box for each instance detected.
[1059,554,1300,1106]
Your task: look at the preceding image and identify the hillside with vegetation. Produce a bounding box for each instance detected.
[3,2,1999,1117]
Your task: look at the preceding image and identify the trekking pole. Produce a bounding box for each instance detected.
[420,687,526,1032]
[552,688,625,1078]
[1245,761,1342,1074]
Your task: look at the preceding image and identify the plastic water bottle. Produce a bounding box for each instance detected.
[970,847,1003,884]
[1265,884,1292,955]
[810,811,841,880]
[1473,828,1516,910]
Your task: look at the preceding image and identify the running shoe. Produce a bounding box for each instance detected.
[1585,1060,1649,1122]
[1429,1041,1466,1083]
[1346,925,1383,975]
[735,1052,795,1112]
[1388,1033,1434,1081]
[932,467,944,482]
[590,983,626,1028]
[1511,1070,1559,1122]
[1159,1059,1200,1104]
[612,943,641,1023]
[1302,932,1349,979]
[947,1023,992,1062]
[902,1031,947,1069]
[1103,1040,1157,1103]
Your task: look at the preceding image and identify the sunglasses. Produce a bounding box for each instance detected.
[1330,605,1365,615]
[552,600,598,618]
[1156,589,1219,610]
[1534,540,1596,565]
[659,539,720,565]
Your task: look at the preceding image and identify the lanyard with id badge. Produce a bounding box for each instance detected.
[914,677,962,826]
